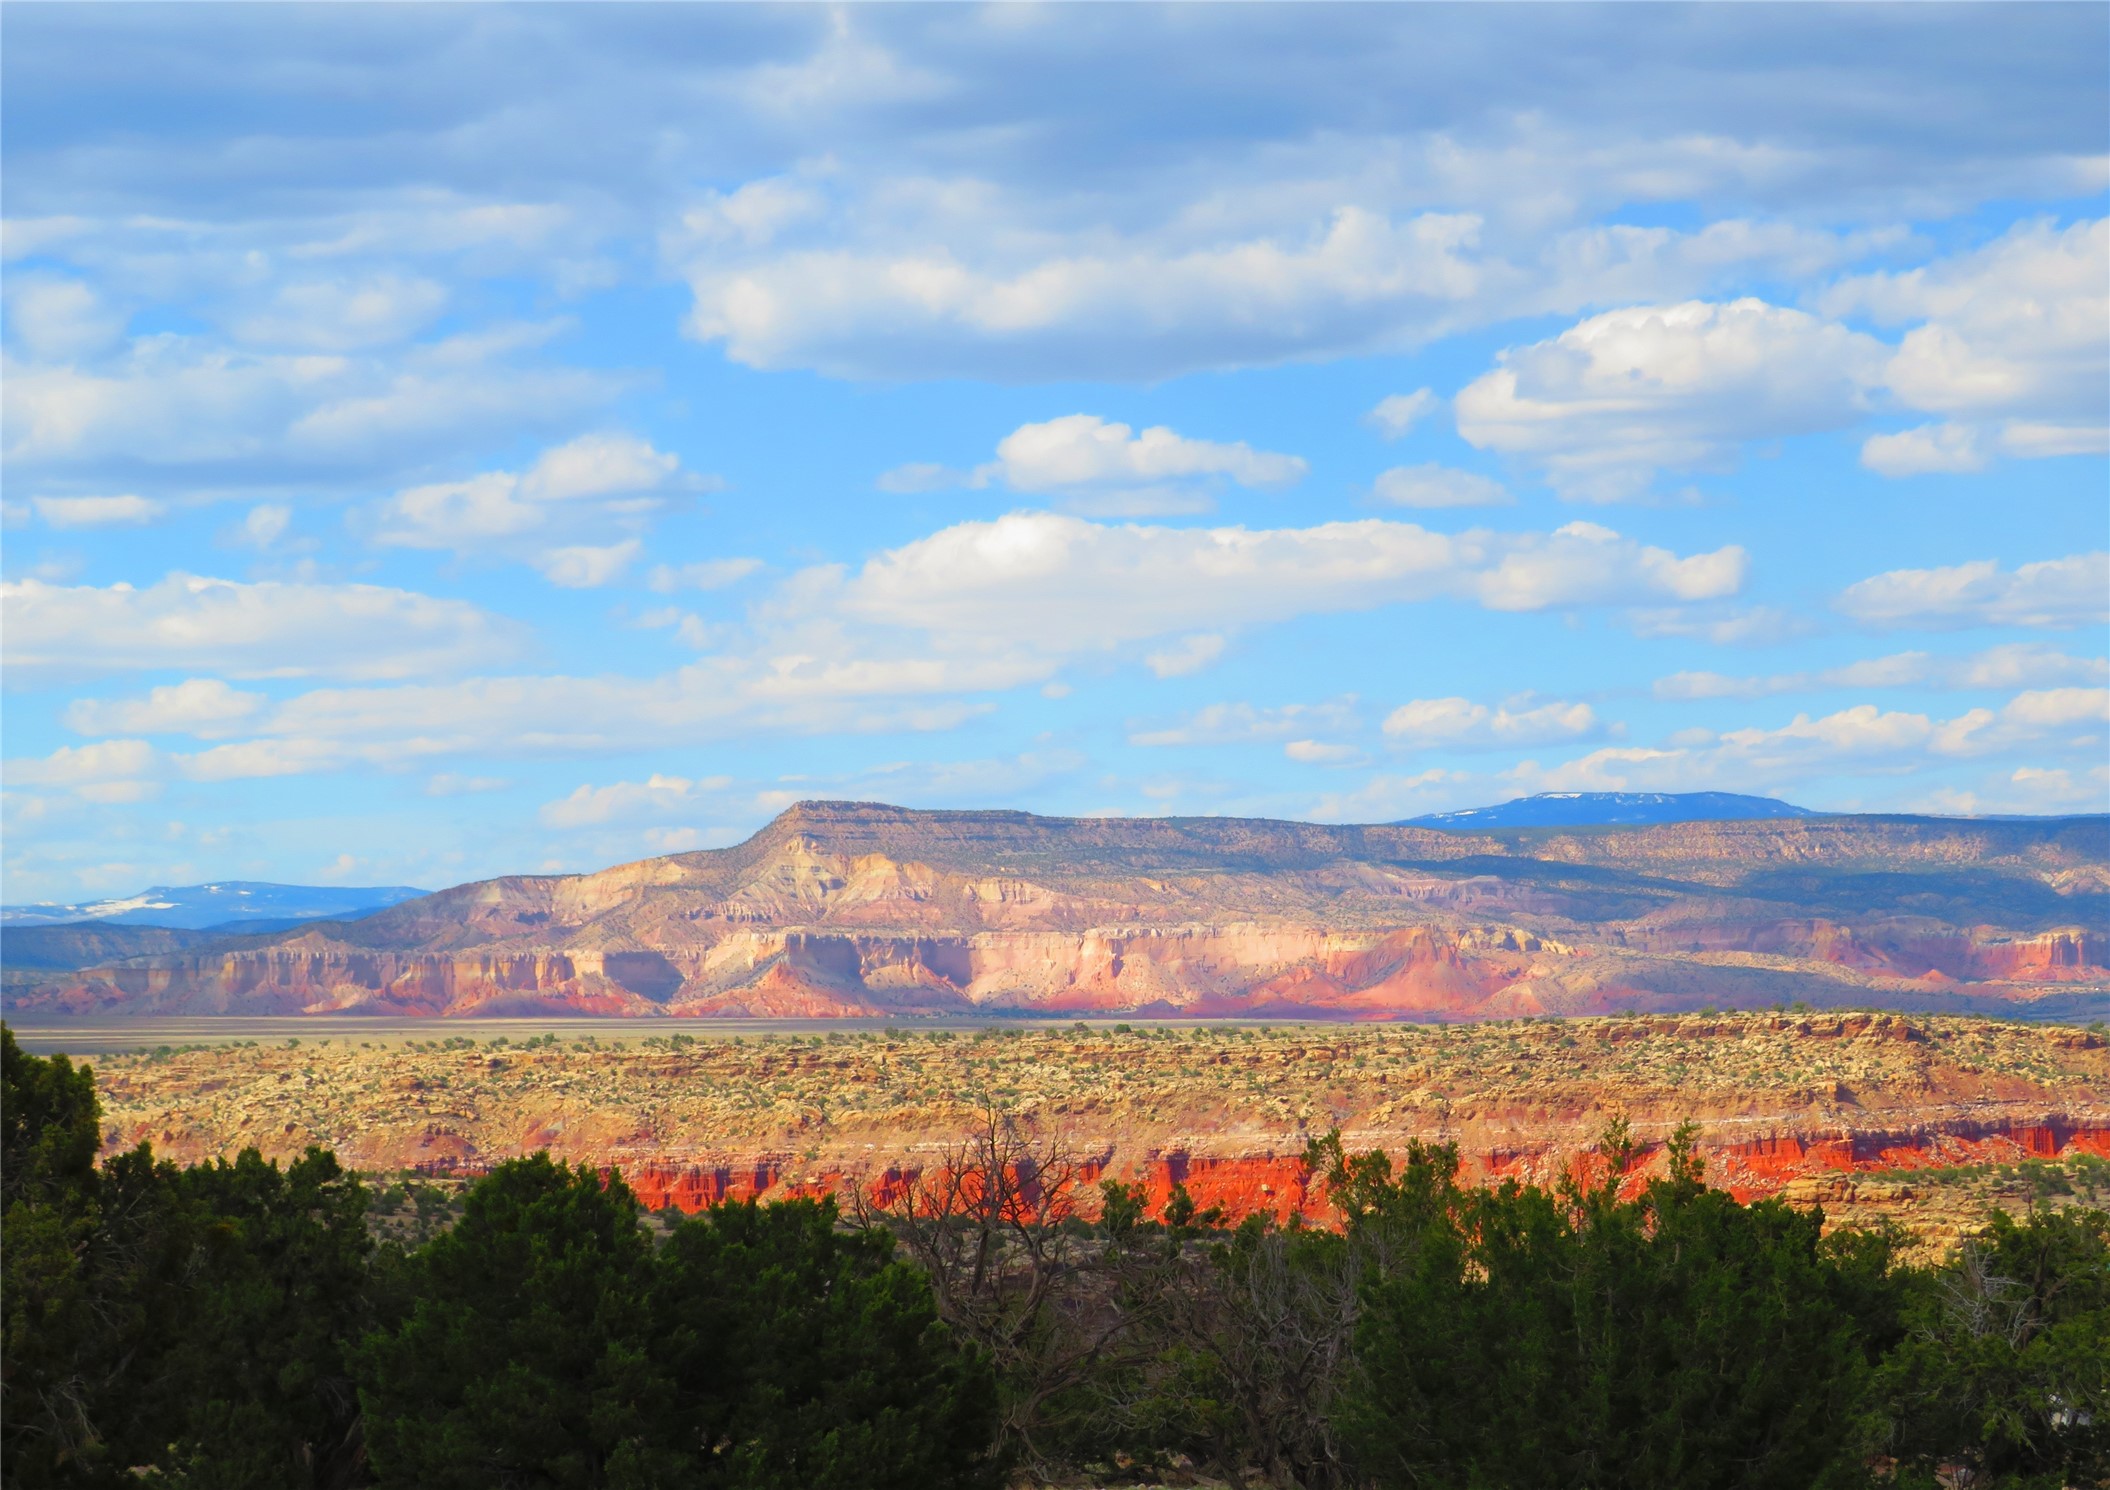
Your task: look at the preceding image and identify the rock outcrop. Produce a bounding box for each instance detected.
[13,801,2106,1021]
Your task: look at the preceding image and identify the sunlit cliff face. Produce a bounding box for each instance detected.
[15,804,2105,1023]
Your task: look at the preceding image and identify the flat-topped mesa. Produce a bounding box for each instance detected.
[12,802,2107,1021]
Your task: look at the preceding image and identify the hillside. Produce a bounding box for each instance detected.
[10,801,2106,1022]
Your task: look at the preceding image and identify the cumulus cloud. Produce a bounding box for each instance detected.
[1837,552,2109,631]
[33,493,163,528]
[1370,464,1511,508]
[4,739,160,800]
[540,772,730,829]
[536,540,642,589]
[2,325,621,486]
[1143,634,1227,679]
[995,415,1305,492]
[64,679,266,738]
[1653,644,2109,700]
[1381,696,1599,750]
[1521,692,2105,795]
[1456,298,1884,500]
[1824,217,2108,433]
[375,433,689,553]
[1365,389,1438,438]
[885,415,1307,515]
[836,512,1746,654]
[236,503,293,548]
[1860,422,1987,476]
[2,573,521,681]
[1285,740,1360,765]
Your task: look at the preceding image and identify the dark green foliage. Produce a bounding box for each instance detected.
[354,1164,1001,1490]
[353,1154,662,1488]
[3,1025,126,1481]
[142,1148,376,1488]
[646,1197,1002,1488]
[10,1023,2110,1490]
[1334,1123,1906,1490]
[1875,1206,2110,1487]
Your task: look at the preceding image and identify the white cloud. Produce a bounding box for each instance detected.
[541,772,728,829]
[1518,692,2106,795]
[648,558,764,592]
[995,415,1306,493]
[1825,217,2107,427]
[33,493,164,528]
[1284,739,1360,765]
[371,433,709,585]
[2,573,521,681]
[1370,463,1511,509]
[5,277,126,360]
[5,739,159,791]
[1381,696,1599,750]
[1998,421,2109,459]
[375,432,690,555]
[1837,552,2109,631]
[229,273,449,351]
[238,503,292,548]
[1129,698,1358,748]
[1860,422,1986,476]
[65,679,266,739]
[2,327,620,484]
[1998,764,2110,813]
[1365,389,1438,439]
[59,509,1737,775]
[1456,297,1884,499]
[682,206,1500,381]
[836,512,1746,655]
[522,431,683,503]
[1143,634,1226,679]
[536,539,642,589]
[1653,644,2108,700]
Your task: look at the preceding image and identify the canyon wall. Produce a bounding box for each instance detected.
[14,801,2106,1022]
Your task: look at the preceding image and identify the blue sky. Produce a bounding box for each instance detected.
[2,3,2106,901]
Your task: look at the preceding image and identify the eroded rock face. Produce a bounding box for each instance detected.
[86,1012,2110,1257]
[16,801,2108,1021]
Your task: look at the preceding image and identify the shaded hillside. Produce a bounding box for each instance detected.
[14,802,2107,1022]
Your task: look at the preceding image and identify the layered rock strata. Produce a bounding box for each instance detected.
[85,1011,2110,1257]
[14,802,2107,1022]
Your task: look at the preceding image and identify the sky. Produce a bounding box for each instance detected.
[2,3,2106,903]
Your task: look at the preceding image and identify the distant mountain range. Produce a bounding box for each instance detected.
[8,801,2103,1024]
[1407,792,1815,829]
[0,881,427,930]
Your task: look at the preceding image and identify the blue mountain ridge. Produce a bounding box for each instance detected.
[0,881,427,930]
[1406,791,1816,830]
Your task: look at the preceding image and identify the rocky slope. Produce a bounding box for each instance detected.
[84,1013,2110,1259]
[12,801,2106,1021]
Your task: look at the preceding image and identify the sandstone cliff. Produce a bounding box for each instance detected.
[13,801,2107,1021]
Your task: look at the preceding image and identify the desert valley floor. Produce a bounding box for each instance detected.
[37,1009,2109,1261]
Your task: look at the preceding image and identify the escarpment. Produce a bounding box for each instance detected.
[13,801,2106,1021]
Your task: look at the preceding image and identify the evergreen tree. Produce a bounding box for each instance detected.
[1337,1123,1904,1490]
[354,1154,664,1488]
[645,1196,1003,1489]
[1875,1205,2110,1487]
